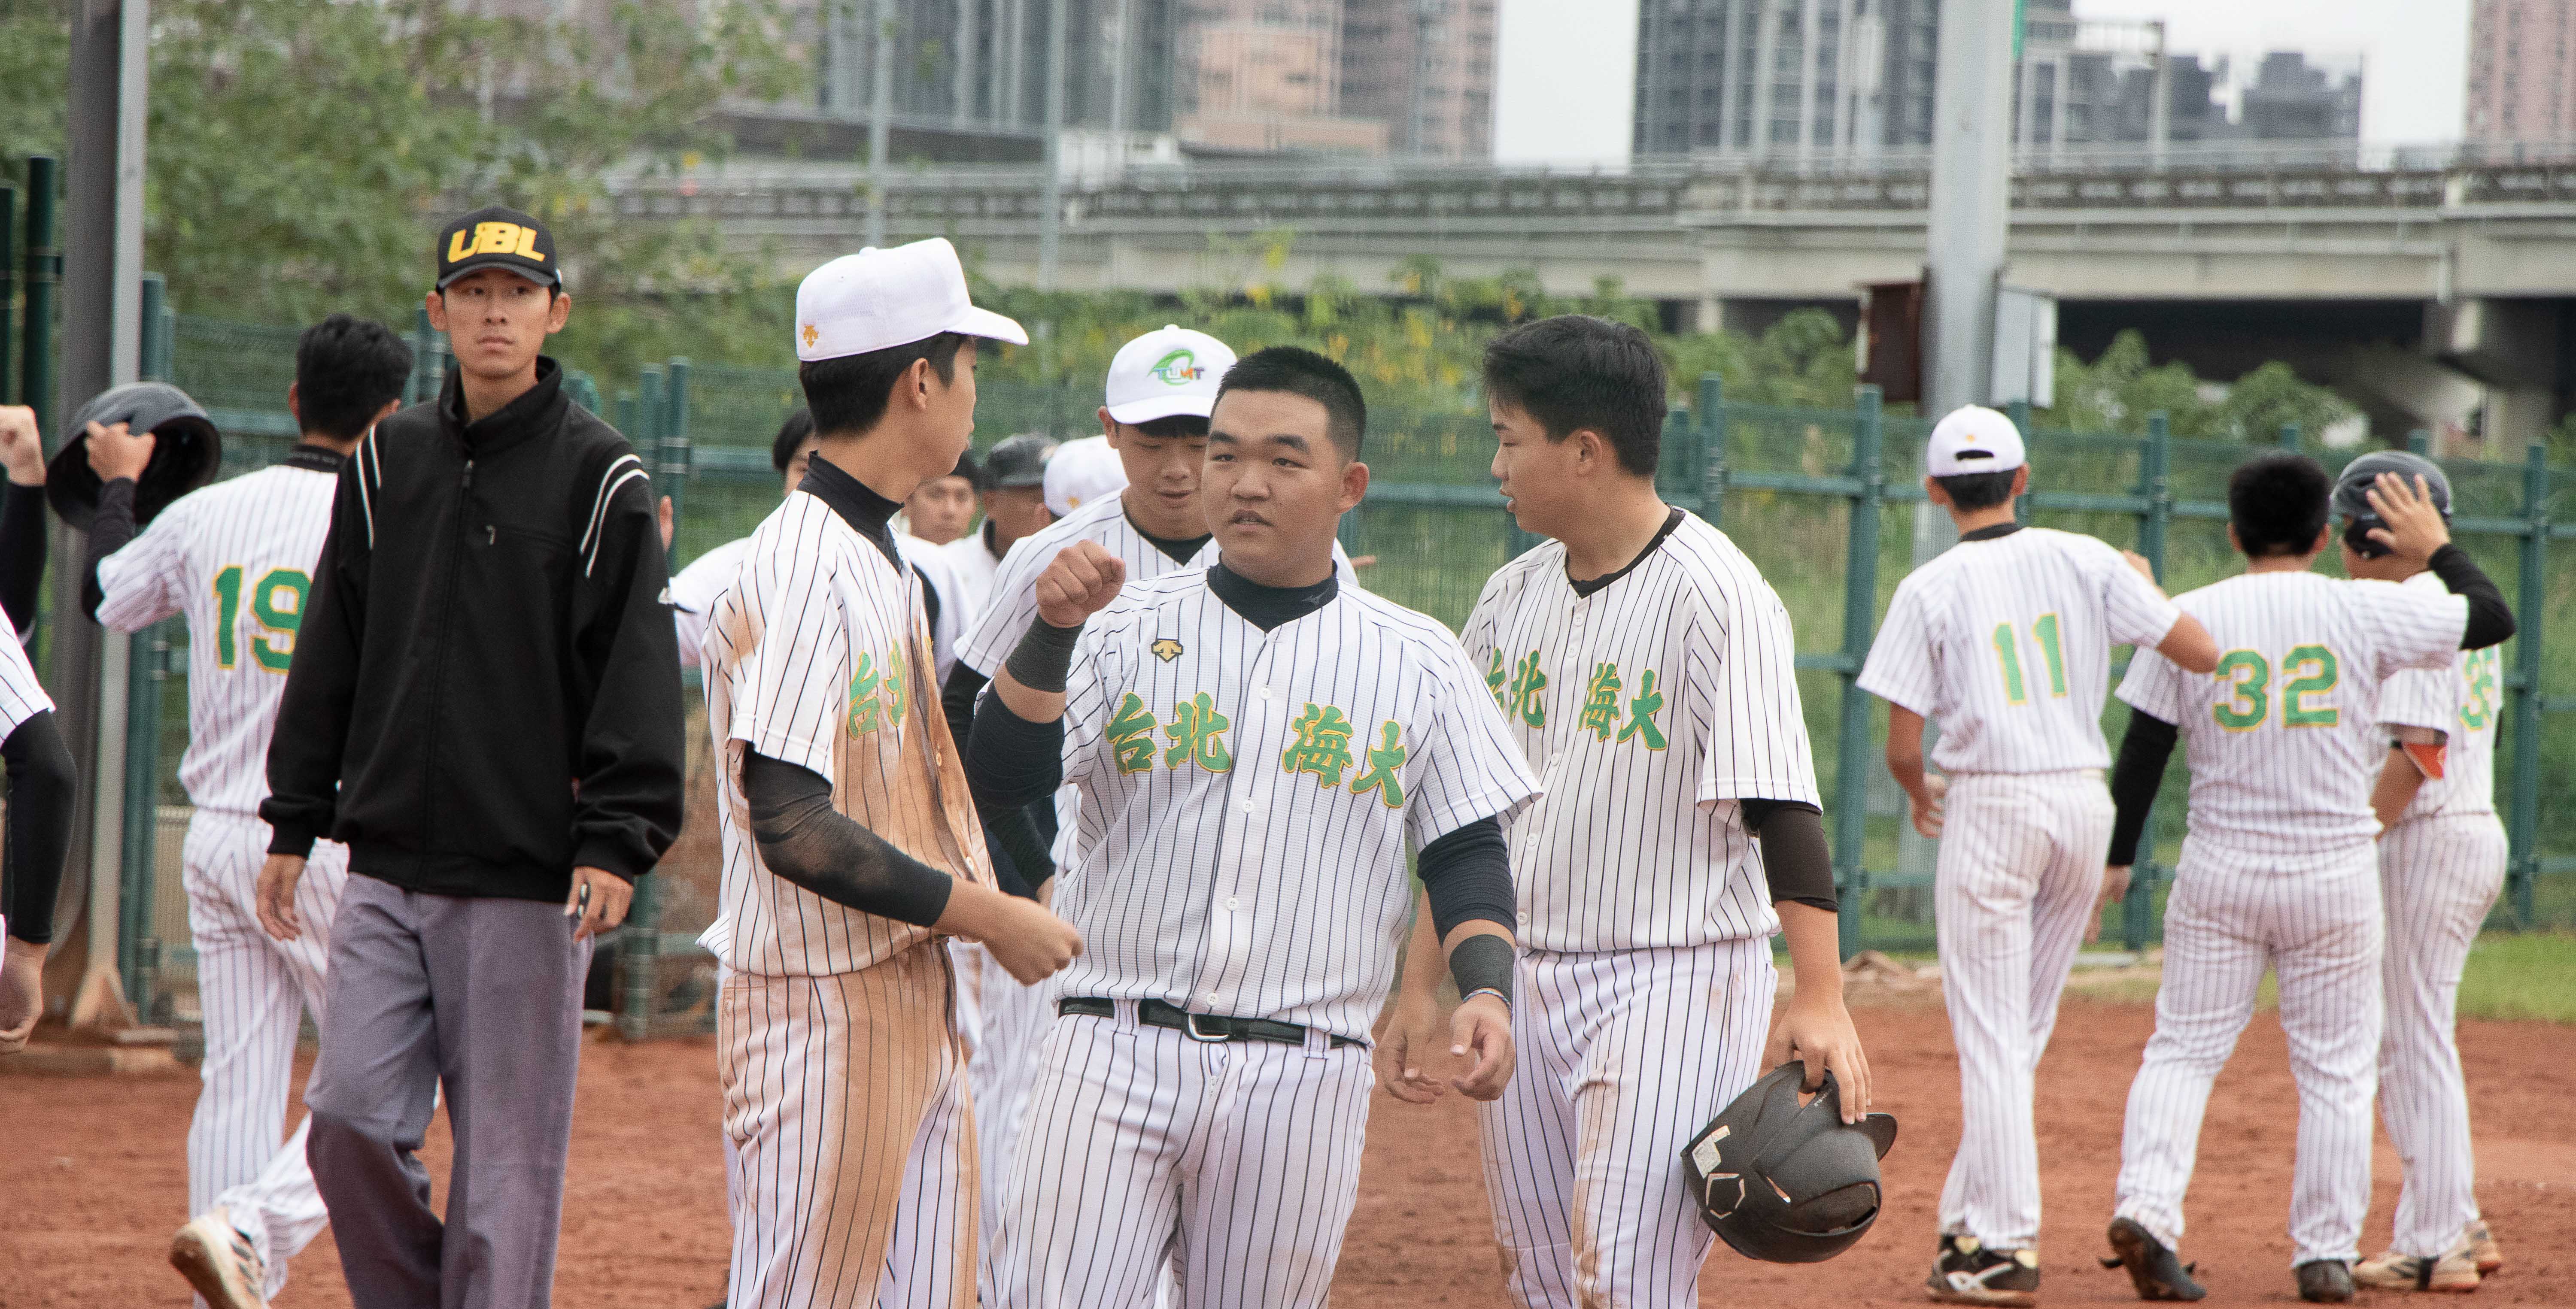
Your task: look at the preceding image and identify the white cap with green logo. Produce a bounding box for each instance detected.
[1105,324,1237,424]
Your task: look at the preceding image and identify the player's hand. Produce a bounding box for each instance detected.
[656,495,675,552]
[1033,541,1126,628]
[1908,773,1947,839]
[2086,864,2132,945]
[1372,987,1449,1103]
[84,420,153,484]
[1348,554,1378,570]
[1448,991,1515,1100]
[2120,549,2167,595]
[2366,473,2451,562]
[256,854,310,941]
[969,889,1083,985]
[565,866,633,942]
[1770,991,1872,1123]
[0,937,48,1054]
[0,405,44,486]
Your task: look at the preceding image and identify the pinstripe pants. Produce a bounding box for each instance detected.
[990,1006,1376,1309]
[1933,770,2114,1251]
[2114,846,2383,1267]
[967,945,1057,1306]
[2376,813,2507,1259]
[1476,938,1777,1309]
[182,809,349,1301]
[720,944,976,1309]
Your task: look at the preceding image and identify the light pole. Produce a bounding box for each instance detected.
[866,0,894,248]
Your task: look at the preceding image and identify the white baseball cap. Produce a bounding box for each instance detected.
[1926,405,2027,477]
[1044,436,1128,517]
[1104,325,1236,425]
[794,238,1028,363]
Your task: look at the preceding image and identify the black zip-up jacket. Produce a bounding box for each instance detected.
[261,359,685,901]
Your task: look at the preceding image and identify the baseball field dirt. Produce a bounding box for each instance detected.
[3,989,2569,1307]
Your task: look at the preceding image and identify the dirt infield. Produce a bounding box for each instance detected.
[4,991,2570,1307]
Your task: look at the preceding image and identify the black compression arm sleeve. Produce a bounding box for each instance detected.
[2427,544,2515,650]
[967,691,1065,812]
[0,482,46,636]
[2,711,76,945]
[81,478,140,620]
[942,664,989,764]
[1741,800,1837,912]
[1416,816,1516,940]
[2107,709,2178,867]
[741,751,954,927]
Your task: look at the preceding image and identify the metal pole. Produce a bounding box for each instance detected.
[2277,421,2299,451]
[1835,385,1886,960]
[0,184,14,404]
[2506,439,2546,928]
[118,273,169,1011]
[867,0,894,248]
[22,157,57,435]
[1038,0,1068,289]
[2121,410,2170,951]
[1926,0,2012,418]
[1698,373,1726,528]
[621,360,683,1041]
[2147,21,2170,169]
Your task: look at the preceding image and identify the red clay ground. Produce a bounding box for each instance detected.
[4,992,2570,1307]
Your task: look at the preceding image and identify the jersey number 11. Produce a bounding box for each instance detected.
[1993,615,2067,705]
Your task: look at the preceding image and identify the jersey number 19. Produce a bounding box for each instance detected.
[211,564,311,673]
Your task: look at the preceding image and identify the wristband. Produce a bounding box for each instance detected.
[1461,986,1512,1012]
[1003,618,1083,694]
[1447,931,1515,1005]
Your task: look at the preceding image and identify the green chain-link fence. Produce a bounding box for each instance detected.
[108,320,2576,1039]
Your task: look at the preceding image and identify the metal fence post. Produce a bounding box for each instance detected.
[0,181,15,404]
[22,155,57,432]
[409,307,438,405]
[2506,439,2547,928]
[2277,421,2299,451]
[2123,412,2173,951]
[119,273,173,1010]
[2406,429,2431,457]
[1835,385,1885,961]
[619,365,670,1040]
[1698,373,1726,530]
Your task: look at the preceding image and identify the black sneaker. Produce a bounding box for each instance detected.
[2102,1217,2207,1301]
[1926,1233,2041,1306]
[2297,1260,2354,1303]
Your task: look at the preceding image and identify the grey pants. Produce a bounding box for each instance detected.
[305,873,594,1309]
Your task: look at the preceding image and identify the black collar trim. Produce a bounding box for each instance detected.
[1960,521,2025,542]
[1569,506,1684,598]
[283,443,349,474]
[1206,561,1337,632]
[799,456,905,568]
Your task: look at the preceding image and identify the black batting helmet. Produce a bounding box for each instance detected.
[1681,1063,1898,1264]
[46,382,223,531]
[2332,449,2450,559]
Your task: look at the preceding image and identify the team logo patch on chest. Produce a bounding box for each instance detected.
[1149,637,1185,662]
[846,648,908,736]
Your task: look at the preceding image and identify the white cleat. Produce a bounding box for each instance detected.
[170,1207,270,1309]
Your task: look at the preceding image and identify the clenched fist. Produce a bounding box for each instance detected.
[1034,540,1127,627]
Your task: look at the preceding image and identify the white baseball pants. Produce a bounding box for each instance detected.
[2377,813,2507,1259]
[182,809,349,1300]
[989,1005,1375,1309]
[2114,846,2383,1267]
[1934,770,2114,1251]
[969,945,1057,1305]
[1477,937,1777,1309]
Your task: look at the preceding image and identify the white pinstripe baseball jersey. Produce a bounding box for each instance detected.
[2116,570,2465,861]
[2378,570,2501,822]
[669,536,752,672]
[95,454,341,816]
[1859,526,2182,774]
[0,623,50,738]
[939,527,1006,623]
[1053,568,1539,1041]
[704,491,997,978]
[1459,509,1816,953]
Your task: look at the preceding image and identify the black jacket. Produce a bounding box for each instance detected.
[261,359,685,901]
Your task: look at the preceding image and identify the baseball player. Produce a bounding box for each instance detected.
[0,404,75,1055]
[2100,454,2513,1304]
[702,238,1078,1309]
[671,409,822,670]
[1378,314,1869,1309]
[2332,454,2509,1294]
[258,206,687,1309]
[903,446,981,545]
[1856,405,2219,1306]
[72,318,412,1309]
[940,430,1057,617]
[965,345,1537,1309]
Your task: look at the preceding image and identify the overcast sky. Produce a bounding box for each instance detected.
[1492,0,2472,163]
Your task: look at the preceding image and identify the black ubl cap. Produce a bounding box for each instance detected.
[434,205,560,290]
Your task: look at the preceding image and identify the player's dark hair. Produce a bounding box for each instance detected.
[294,314,413,441]
[1125,412,1211,440]
[770,408,817,474]
[1215,346,1367,460]
[1934,469,2018,512]
[1480,315,1667,478]
[799,331,969,439]
[2228,451,2333,559]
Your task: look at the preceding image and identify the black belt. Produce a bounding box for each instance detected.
[1057,996,1362,1049]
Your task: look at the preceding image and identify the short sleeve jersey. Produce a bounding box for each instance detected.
[667,536,753,672]
[1460,510,1819,952]
[94,456,343,815]
[2376,569,2503,822]
[704,492,997,977]
[1051,570,1538,1041]
[1858,526,2182,774]
[0,626,53,739]
[2116,570,2466,865]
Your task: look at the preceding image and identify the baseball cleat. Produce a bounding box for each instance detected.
[2354,1246,2482,1293]
[1924,1232,2040,1306]
[2296,1259,2355,1303]
[2464,1221,2503,1276]
[170,1208,270,1309]
[2101,1217,2205,1301]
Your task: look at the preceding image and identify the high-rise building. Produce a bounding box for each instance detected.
[2466,0,2576,140]
[1341,0,1500,158]
[2233,52,2361,141]
[1170,0,1498,157]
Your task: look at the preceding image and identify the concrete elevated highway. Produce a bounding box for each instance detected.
[614,144,2576,443]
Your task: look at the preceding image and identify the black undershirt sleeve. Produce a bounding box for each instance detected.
[942,662,1052,900]
[942,664,988,762]
[2107,709,2179,867]
[1416,817,1515,941]
[1741,799,1837,913]
[741,750,954,928]
[2426,544,2515,650]
[0,482,46,636]
[2,711,77,945]
[81,478,140,620]
[966,691,1066,815]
